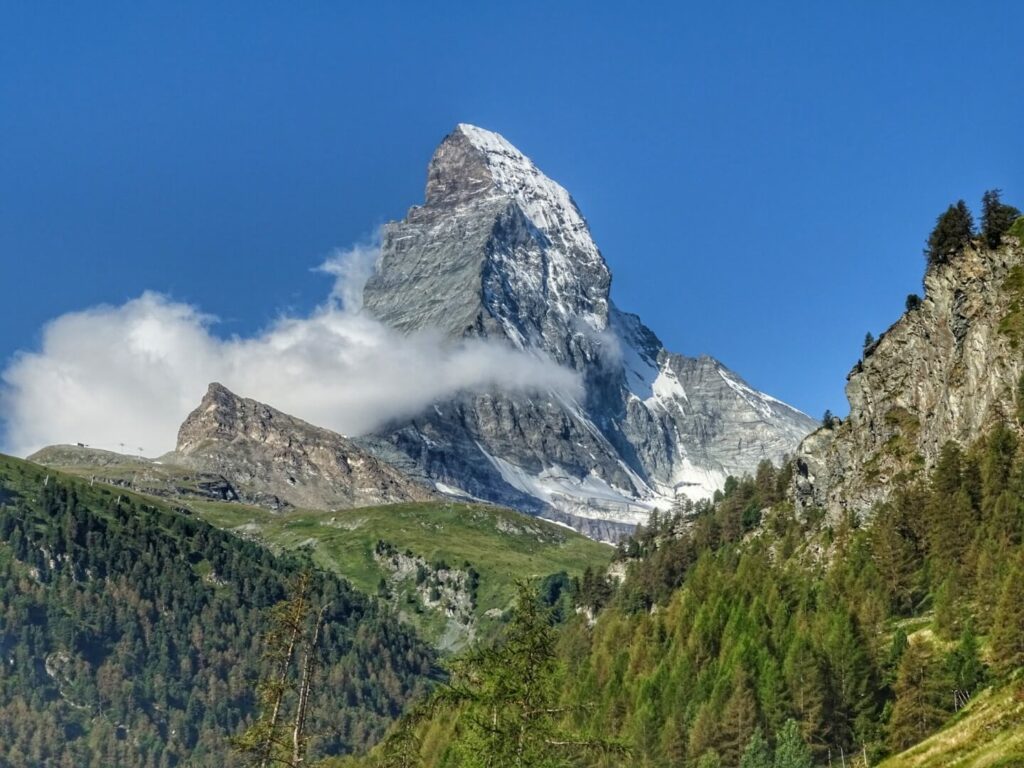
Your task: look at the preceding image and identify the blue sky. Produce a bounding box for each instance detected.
[2,1,1022,425]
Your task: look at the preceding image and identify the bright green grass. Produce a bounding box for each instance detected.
[185,497,612,649]
[878,679,1024,768]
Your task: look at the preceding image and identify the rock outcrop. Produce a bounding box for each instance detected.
[794,237,1024,519]
[361,124,816,535]
[169,383,437,510]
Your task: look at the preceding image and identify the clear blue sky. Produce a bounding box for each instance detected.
[2,1,1021,420]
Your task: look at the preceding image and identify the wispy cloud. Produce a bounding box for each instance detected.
[0,246,582,457]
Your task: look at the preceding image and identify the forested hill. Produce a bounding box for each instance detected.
[0,454,437,768]
[378,423,1024,768]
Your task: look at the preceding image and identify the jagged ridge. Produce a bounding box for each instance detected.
[361,124,816,535]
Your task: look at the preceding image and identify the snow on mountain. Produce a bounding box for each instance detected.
[360,124,816,538]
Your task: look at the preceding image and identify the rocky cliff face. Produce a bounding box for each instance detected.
[170,383,437,510]
[794,238,1024,519]
[361,124,816,536]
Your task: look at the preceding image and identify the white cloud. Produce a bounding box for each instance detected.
[0,258,583,457]
[315,234,382,312]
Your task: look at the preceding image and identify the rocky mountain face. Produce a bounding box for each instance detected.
[361,124,816,537]
[794,237,1024,520]
[31,384,438,511]
[168,383,437,510]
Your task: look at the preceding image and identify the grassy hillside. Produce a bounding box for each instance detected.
[183,498,612,650]
[877,679,1024,768]
[0,453,436,767]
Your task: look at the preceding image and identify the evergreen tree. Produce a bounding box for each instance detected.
[869,502,919,614]
[981,189,1021,249]
[945,624,984,697]
[926,201,974,264]
[782,635,826,748]
[887,640,948,751]
[905,293,922,312]
[1016,371,1024,425]
[990,550,1024,674]
[981,424,1017,510]
[772,719,812,768]
[883,628,909,688]
[720,670,760,765]
[434,583,623,767]
[864,332,875,351]
[739,727,771,768]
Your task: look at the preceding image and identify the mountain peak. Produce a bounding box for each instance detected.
[453,123,523,157]
[366,124,612,352]
[175,383,436,510]
[360,125,816,533]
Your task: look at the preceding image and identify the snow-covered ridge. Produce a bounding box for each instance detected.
[455,123,608,333]
[360,124,819,537]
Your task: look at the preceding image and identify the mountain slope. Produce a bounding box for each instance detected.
[795,236,1024,520]
[26,443,613,651]
[366,219,1024,768]
[0,454,436,767]
[361,124,816,536]
[187,498,612,652]
[877,681,1024,768]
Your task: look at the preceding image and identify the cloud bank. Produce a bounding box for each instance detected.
[1,244,582,457]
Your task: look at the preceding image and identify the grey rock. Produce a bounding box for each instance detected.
[794,238,1024,521]
[362,124,816,535]
[169,383,438,510]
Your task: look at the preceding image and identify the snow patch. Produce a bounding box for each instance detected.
[476,444,658,526]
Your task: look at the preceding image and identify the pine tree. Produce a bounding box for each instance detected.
[773,719,812,768]
[905,293,922,312]
[435,583,623,767]
[820,610,875,751]
[739,727,771,768]
[926,200,974,264]
[981,424,1017,512]
[932,574,966,640]
[945,624,984,698]
[990,550,1024,674]
[869,502,919,614]
[782,635,826,748]
[232,572,331,768]
[887,640,948,751]
[720,670,760,765]
[981,189,1021,249]
[883,628,908,688]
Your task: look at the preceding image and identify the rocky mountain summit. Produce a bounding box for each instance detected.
[360,124,816,535]
[169,383,437,510]
[794,235,1024,519]
[32,384,437,511]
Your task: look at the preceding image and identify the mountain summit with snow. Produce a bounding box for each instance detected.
[360,124,816,537]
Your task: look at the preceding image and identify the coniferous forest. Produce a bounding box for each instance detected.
[0,456,437,767]
[370,420,1024,767]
